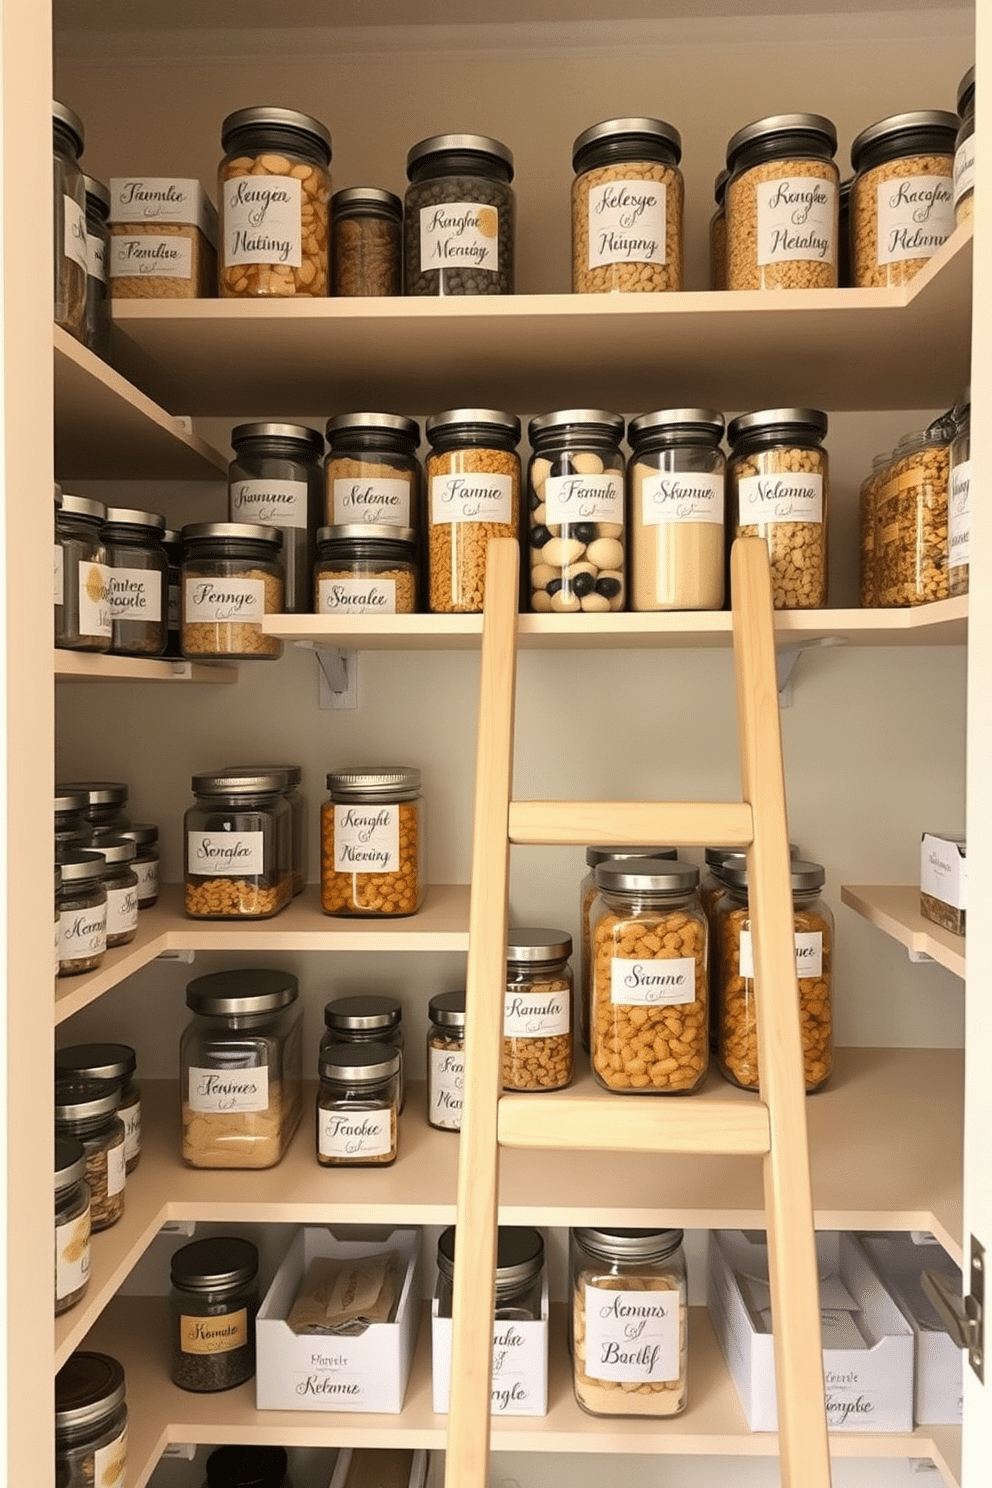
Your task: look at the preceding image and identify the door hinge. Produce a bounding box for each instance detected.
[922,1235,984,1382]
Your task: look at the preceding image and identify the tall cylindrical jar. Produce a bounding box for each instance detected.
[320,765,425,916]
[955,68,976,224]
[56,850,108,977]
[53,101,87,340]
[331,187,402,296]
[181,521,284,660]
[627,409,726,611]
[55,494,111,653]
[55,1138,91,1316]
[579,846,677,1052]
[527,410,626,613]
[949,388,971,596]
[55,1352,127,1488]
[163,527,183,657]
[56,1042,141,1174]
[82,175,111,358]
[425,409,521,612]
[570,117,684,294]
[404,134,514,296]
[874,421,952,606]
[427,990,465,1131]
[858,451,892,607]
[103,506,168,656]
[725,113,839,289]
[850,111,958,287]
[503,928,573,1092]
[316,1043,401,1167]
[170,1235,260,1391]
[314,525,418,616]
[229,422,324,614]
[184,769,292,919]
[54,1079,126,1232]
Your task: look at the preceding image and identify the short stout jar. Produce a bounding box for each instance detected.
[68,780,131,834]
[170,1236,260,1392]
[324,413,422,533]
[321,994,405,1110]
[404,134,515,296]
[314,525,418,615]
[425,408,521,612]
[436,1225,544,1321]
[527,410,626,613]
[55,1351,127,1488]
[56,850,108,977]
[55,494,111,652]
[181,521,284,660]
[55,789,91,852]
[503,928,573,1092]
[53,102,87,340]
[56,1042,141,1174]
[316,1042,401,1167]
[627,409,726,611]
[55,1138,91,1316]
[571,117,684,293]
[54,1079,126,1232]
[184,769,292,919]
[216,762,306,897]
[320,765,425,916]
[955,68,976,224]
[725,113,839,289]
[103,506,168,657]
[949,388,971,597]
[116,823,160,908]
[91,836,140,949]
[850,111,958,287]
[427,990,466,1131]
[228,422,324,614]
[331,187,402,296]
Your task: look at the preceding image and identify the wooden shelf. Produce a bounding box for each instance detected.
[54,651,237,683]
[841,885,966,979]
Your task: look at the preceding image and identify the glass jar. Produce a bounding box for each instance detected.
[181,966,303,1168]
[874,420,952,607]
[709,168,728,289]
[55,789,91,851]
[503,928,573,1092]
[63,780,131,834]
[107,175,218,301]
[55,494,111,652]
[229,422,324,615]
[219,105,331,297]
[425,409,521,612]
[590,857,708,1095]
[571,117,684,294]
[219,763,305,897]
[725,113,839,290]
[182,521,284,659]
[316,1042,401,1166]
[404,134,514,296]
[82,174,111,358]
[54,1079,126,1231]
[579,847,677,1053]
[850,111,958,287]
[204,1445,291,1488]
[570,1227,687,1417]
[56,850,108,977]
[527,410,626,613]
[715,858,833,1093]
[727,407,829,609]
[321,993,405,1110]
[314,525,418,615]
[114,823,160,908]
[858,451,892,607]
[53,101,87,340]
[954,68,976,224]
[55,1138,91,1316]
[331,187,402,296]
[170,1235,260,1391]
[427,990,465,1131]
[949,388,971,597]
[88,833,140,942]
[838,176,852,287]
[627,408,726,611]
[55,1352,127,1488]
[321,765,425,916]
[324,412,422,532]
[436,1225,544,1320]
[56,1042,141,1174]
[184,769,292,919]
[163,527,183,657]
[103,506,168,656]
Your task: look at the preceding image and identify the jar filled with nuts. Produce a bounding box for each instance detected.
[55,1352,127,1488]
[54,1079,126,1232]
[321,765,425,916]
[56,1041,141,1174]
[727,407,829,609]
[571,117,683,294]
[170,1235,260,1392]
[404,134,514,296]
[324,412,422,532]
[316,1042,401,1167]
[627,408,726,611]
[331,187,402,296]
[218,105,331,298]
[427,989,465,1131]
[715,857,833,1094]
[858,451,893,607]
[579,847,677,1052]
[725,113,839,290]
[874,419,952,607]
[528,410,626,613]
[56,850,108,977]
[570,1226,687,1417]
[954,68,976,225]
[90,836,139,949]
[55,1138,91,1316]
[229,423,325,615]
[425,409,521,612]
[949,388,971,596]
[321,993,405,1111]
[82,175,110,359]
[103,506,168,656]
[850,111,958,288]
[181,521,284,660]
[55,494,111,653]
[314,525,418,615]
[185,769,292,919]
[590,857,708,1095]
[53,101,87,340]
[504,927,573,1092]
[710,168,729,290]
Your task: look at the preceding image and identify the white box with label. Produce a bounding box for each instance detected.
[858,1232,963,1425]
[431,1271,549,1417]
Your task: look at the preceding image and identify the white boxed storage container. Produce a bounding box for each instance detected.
[859,1232,964,1425]
[431,1269,549,1417]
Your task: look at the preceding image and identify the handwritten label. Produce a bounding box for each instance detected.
[737,472,822,525]
[545,472,624,526]
[756,175,835,265]
[333,477,411,526]
[181,1309,248,1354]
[949,458,971,569]
[503,989,569,1038]
[584,1283,680,1382]
[431,472,514,526]
[587,179,667,267]
[610,956,696,1007]
[429,1046,464,1128]
[188,1066,268,1113]
[223,175,302,267]
[230,478,308,530]
[185,576,264,623]
[419,201,499,272]
[318,1108,393,1159]
[110,235,193,279]
[739,928,823,979]
[318,577,397,614]
[106,567,162,622]
[640,472,724,526]
[334,803,399,873]
[186,829,264,877]
[875,173,954,265]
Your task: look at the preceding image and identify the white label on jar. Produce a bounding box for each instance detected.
[756,175,835,265]
[429,1045,464,1128]
[94,1424,127,1488]
[333,477,411,526]
[223,174,302,267]
[106,566,162,622]
[54,543,64,605]
[431,471,514,526]
[188,1065,268,1113]
[737,471,822,525]
[185,575,265,623]
[64,194,88,271]
[954,135,976,208]
[739,928,823,978]
[59,901,107,961]
[56,1209,90,1301]
[545,471,624,526]
[333,803,399,873]
[110,234,193,279]
[135,858,159,901]
[583,1282,680,1382]
[187,829,265,877]
[419,201,499,273]
[86,231,107,282]
[230,478,308,529]
[949,458,971,568]
[875,172,954,264]
[78,561,112,638]
[640,471,724,525]
[318,1107,393,1159]
[106,1138,126,1197]
[586,179,668,267]
[503,989,570,1038]
[106,883,139,937]
[610,956,696,1006]
[119,1096,141,1163]
[109,176,213,232]
[318,576,397,615]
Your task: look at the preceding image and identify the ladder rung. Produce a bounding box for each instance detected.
[508,800,754,848]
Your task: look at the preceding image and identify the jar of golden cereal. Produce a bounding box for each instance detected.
[725,113,838,290]
[954,69,975,224]
[528,410,626,613]
[709,169,728,289]
[181,522,284,660]
[331,187,402,296]
[874,421,952,607]
[425,409,521,613]
[578,847,677,1053]
[320,765,425,917]
[949,387,971,597]
[314,525,418,616]
[427,990,465,1131]
[727,408,829,609]
[503,928,573,1092]
[590,858,707,1095]
[627,408,726,612]
[218,105,331,298]
[325,413,422,532]
[858,451,892,607]
[850,111,958,287]
[184,769,292,919]
[715,857,833,1094]
[571,117,683,294]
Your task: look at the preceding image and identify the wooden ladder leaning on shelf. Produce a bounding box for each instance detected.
[443,535,832,1488]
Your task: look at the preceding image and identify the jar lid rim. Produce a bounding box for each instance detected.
[325,410,421,441]
[727,407,828,441]
[595,857,700,892]
[324,994,403,1028]
[56,1042,137,1081]
[182,520,284,546]
[316,524,417,546]
[192,768,290,794]
[55,1077,122,1119]
[332,185,403,213]
[628,408,725,440]
[319,1041,402,1080]
[426,408,521,439]
[506,927,573,961]
[406,133,514,176]
[170,1234,259,1288]
[185,966,299,1013]
[726,112,837,163]
[574,1225,685,1260]
[104,507,167,531]
[326,765,421,793]
[529,409,625,438]
[429,989,466,1024]
[89,836,138,865]
[55,849,108,882]
[585,845,677,866]
[59,493,107,521]
[53,99,85,151]
[55,1352,125,1428]
[231,421,325,453]
[850,110,959,162]
[82,174,111,210]
[221,105,331,157]
[55,1136,88,1189]
[572,116,682,164]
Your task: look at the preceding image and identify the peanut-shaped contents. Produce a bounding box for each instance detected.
[572,159,684,294]
[875,439,949,607]
[320,799,422,915]
[502,974,572,1091]
[220,152,330,298]
[184,875,291,919]
[731,445,827,608]
[573,1271,687,1415]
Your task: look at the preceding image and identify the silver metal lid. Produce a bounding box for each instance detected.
[407,133,513,176]
[55,1352,125,1432]
[56,790,89,814]
[573,1226,684,1262]
[528,409,624,440]
[595,857,700,893]
[55,482,63,509]
[722,857,825,892]
[437,1225,543,1287]
[60,493,106,522]
[170,1235,259,1291]
[572,116,682,163]
[628,408,725,443]
[319,1041,401,1082]
[585,846,677,867]
[324,994,403,1032]
[192,768,289,795]
[55,1078,121,1122]
[850,111,958,165]
[332,186,403,216]
[429,990,466,1028]
[219,764,301,791]
[727,407,828,443]
[506,927,573,963]
[82,175,110,213]
[426,408,520,441]
[326,765,421,797]
[56,849,108,884]
[726,113,836,163]
[59,780,129,806]
[230,422,324,455]
[114,823,159,847]
[90,836,137,866]
[104,507,167,532]
[221,105,331,158]
[182,521,283,547]
[55,1137,88,1191]
[325,411,420,442]
[185,966,299,1016]
[316,524,417,546]
[53,100,84,155]
[56,1043,136,1083]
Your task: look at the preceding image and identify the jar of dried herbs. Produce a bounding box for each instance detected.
[170,1235,260,1391]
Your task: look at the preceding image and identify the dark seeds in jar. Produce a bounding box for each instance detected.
[404,134,514,296]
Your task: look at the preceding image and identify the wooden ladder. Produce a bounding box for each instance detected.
[443,534,832,1488]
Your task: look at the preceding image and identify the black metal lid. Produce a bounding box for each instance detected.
[721,857,825,892]
[185,966,299,1016]
[628,409,725,446]
[89,836,137,867]
[56,1043,136,1083]
[55,1352,125,1432]
[426,408,520,443]
[182,520,283,548]
[727,407,828,445]
[55,1077,121,1122]
[325,411,420,443]
[104,507,166,533]
[585,845,677,867]
[55,849,108,884]
[428,989,466,1029]
[726,113,836,169]
[82,175,110,215]
[437,1224,543,1286]
[59,494,106,523]
[318,1041,402,1082]
[528,409,625,442]
[170,1235,259,1290]
[324,994,403,1032]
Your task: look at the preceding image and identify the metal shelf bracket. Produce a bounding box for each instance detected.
[775,635,847,707]
[923,1234,985,1381]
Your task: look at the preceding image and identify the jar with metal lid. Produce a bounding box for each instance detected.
[955,68,976,224]
[725,113,839,290]
[528,410,626,613]
[55,1138,91,1315]
[55,494,111,652]
[89,836,140,948]
[425,409,521,613]
[949,388,971,597]
[220,763,306,897]
[321,993,405,1110]
[436,1225,544,1321]
[204,1445,292,1488]
[181,967,303,1168]
[316,1042,400,1166]
[56,850,108,977]
[54,1079,126,1231]
[858,451,892,607]
[850,111,958,287]
[710,168,729,290]
[627,409,726,611]
[61,780,131,833]
[55,789,91,850]
[427,990,465,1131]
[404,134,514,296]
[874,419,952,606]
[321,765,425,915]
[332,187,402,296]
[103,506,168,656]
[503,928,573,1092]
[112,823,159,908]
[184,769,292,919]
[181,521,284,659]
[54,101,87,339]
[82,174,111,357]
[579,847,677,1053]
[716,858,833,1093]
[571,117,683,294]
[55,1351,127,1488]
[163,527,183,656]
[590,857,708,1095]
[570,1226,687,1416]
[315,525,418,615]
[170,1235,260,1391]
[229,422,324,614]
[107,175,219,300]
[219,105,331,297]
[727,408,829,609]
[324,412,422,532]
[56,1042,141,1173]
[838,176,852,287]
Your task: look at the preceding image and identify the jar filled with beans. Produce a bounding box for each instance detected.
[528,410,625,612]
[405,134,514,296]
[850,111,958,288]
[874,420,952,607]
[709,169,728,289]
[858,451,893,607]
[590,858,708,1095]
[503,928,573,1092]
[727,407,829,609]
[331,187,402,296]
[954,68,975,225]
[949,388,971,596]
[228,422,325,615]
[725,113,839,290]
[181,521,284,660]
[314,525,418,615]
[715,857,833,1094]
[427,989,465,1131]
[324,412,422,533]
[53,101,87,340]
[184,769,292,919]
[571,117,683,294]
[578,847,677,1052]
[316,1043,400,1167]
[320,765,425,916]
[425,409,521,612]
[627,408,726,611]
[54,1079,126,1232]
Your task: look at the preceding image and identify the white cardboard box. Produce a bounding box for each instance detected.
[859,1232,964,1425]
[707,1229,914,1432]
[431,1268,549,1417]
[256,1228,421,1413]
